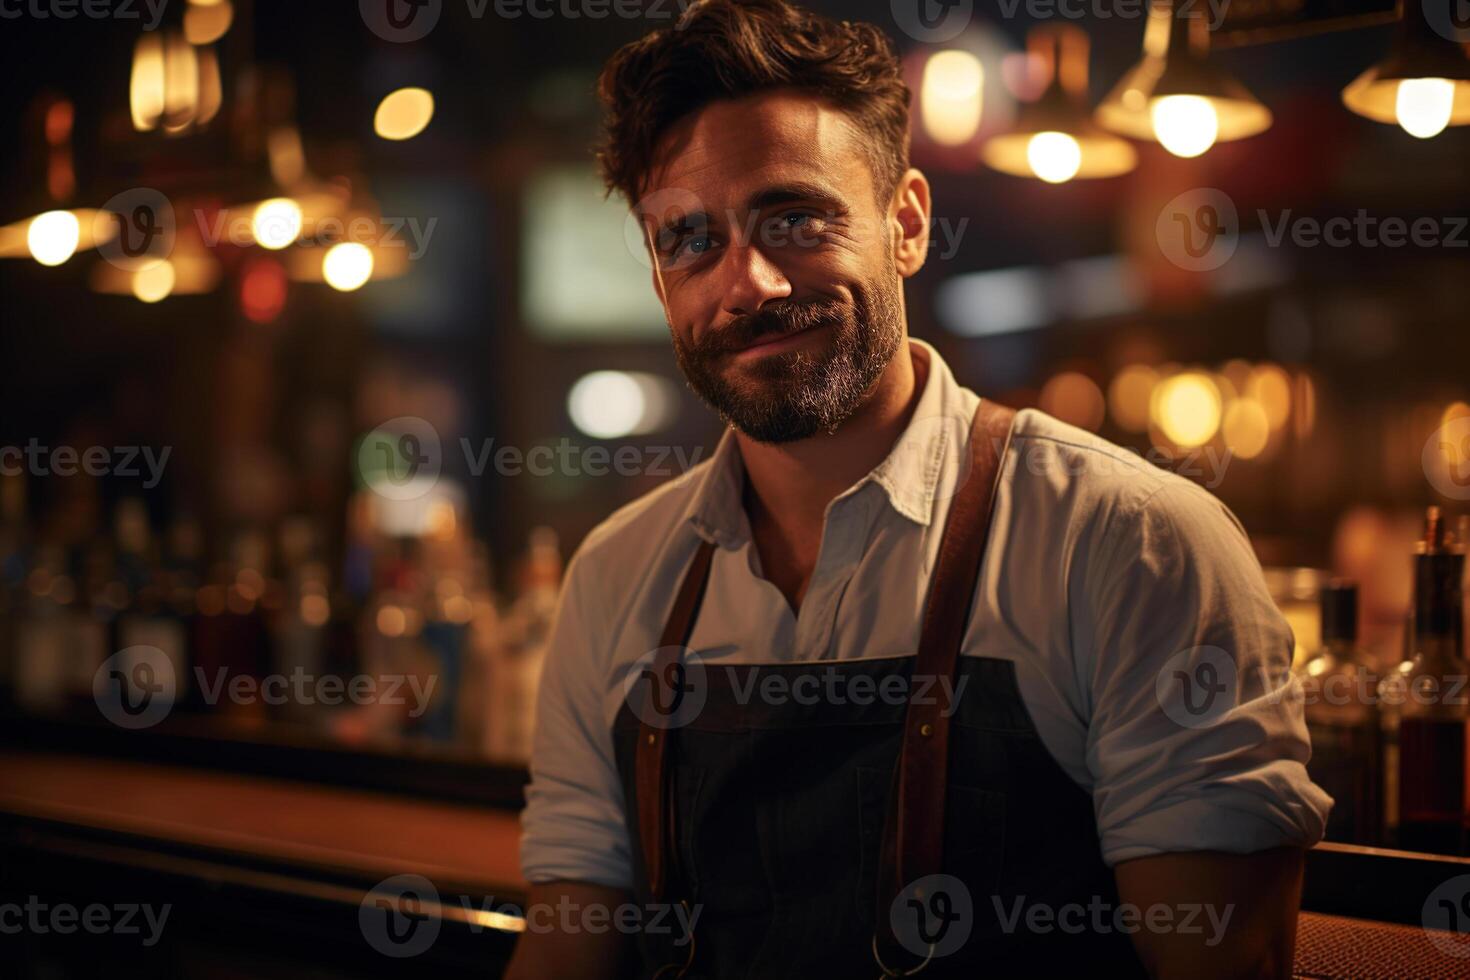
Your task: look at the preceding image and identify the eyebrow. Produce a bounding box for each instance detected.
[650,181,848,239]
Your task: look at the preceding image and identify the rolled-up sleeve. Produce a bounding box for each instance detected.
[519,547,634,889]
[1082,480,1332,867]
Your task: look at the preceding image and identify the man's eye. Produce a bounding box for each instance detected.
[663,235,710,263]
[769,212,825,239]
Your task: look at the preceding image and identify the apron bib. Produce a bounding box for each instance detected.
[612,402,1146,979]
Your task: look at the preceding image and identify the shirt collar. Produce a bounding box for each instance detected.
[681,338,970,544]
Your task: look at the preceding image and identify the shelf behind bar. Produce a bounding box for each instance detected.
[0,707,530,808]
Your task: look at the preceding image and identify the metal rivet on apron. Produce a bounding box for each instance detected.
[647,733,656,745]
[919,723,933,737]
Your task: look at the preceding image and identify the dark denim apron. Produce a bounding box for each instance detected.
[611,403,1147,979]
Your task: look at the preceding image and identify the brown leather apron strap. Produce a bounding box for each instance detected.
[637,536,717,903]
[876,399,1016,955]
[634,400,1018,930]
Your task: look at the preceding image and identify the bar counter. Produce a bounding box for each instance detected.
[4,750,1470,978]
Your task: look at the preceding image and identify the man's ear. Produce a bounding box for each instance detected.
[889,168,932,278]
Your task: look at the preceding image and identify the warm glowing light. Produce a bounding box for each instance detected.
[240,259,288,323]
[1246,364,1292,431]
[301,594,330,627]
[27,210,80,266]
[1222,399,1270,459]
[1394,78,1455,139]
[1025,132,1082,184]
[1108,364,1158,433]
[920,50,984,147]
[1154,372,1222,447]
[377,605,407,637]
[184,0,233,45]
[1040,372,1105,431]
[1151,95,1219,158]
[132,260,176,303]
[195,45,222,127]
[130,33,165,131]
[374,88,436,141]
[569,371,647,439]
[322,242,374,292]
[161,32,199,134]
[251,198,302,250]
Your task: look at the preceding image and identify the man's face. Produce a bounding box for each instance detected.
[637,90,907,444]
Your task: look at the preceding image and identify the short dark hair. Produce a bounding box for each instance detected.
[594,0,912,207]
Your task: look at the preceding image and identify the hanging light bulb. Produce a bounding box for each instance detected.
[1150,94,1219,157]
[26,210,80,266]
[983,25,1136,182]
[1395,77,1456,137]
[1095,0,1270,158]
[1025,132,1083,182]
[1343,4,1470,139]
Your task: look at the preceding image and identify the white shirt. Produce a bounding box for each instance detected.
[520,338,1330,888]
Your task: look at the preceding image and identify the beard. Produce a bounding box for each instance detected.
[672,265,905,445]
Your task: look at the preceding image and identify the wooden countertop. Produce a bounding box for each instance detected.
[0,749,526,897]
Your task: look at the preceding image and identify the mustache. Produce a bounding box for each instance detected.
[703,299,848,354]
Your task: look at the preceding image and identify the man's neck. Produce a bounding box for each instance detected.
[736,340,926,543]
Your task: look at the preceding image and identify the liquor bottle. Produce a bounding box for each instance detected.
[418,567,470,744]
[192,531,272,719]
[462,541,505,750]
[485,527,561,763]
[1382,507,1468,854]
[272,518,328,725]
[1297,581,1380,844]
[71,538,120,710]
[13,545,73,712]
[113,505,187,720]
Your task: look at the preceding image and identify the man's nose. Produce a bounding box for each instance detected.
[719,239,792,318]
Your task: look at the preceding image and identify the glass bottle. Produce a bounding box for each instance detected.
[1381,507,1468,855]
[1297,581,1380,844]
